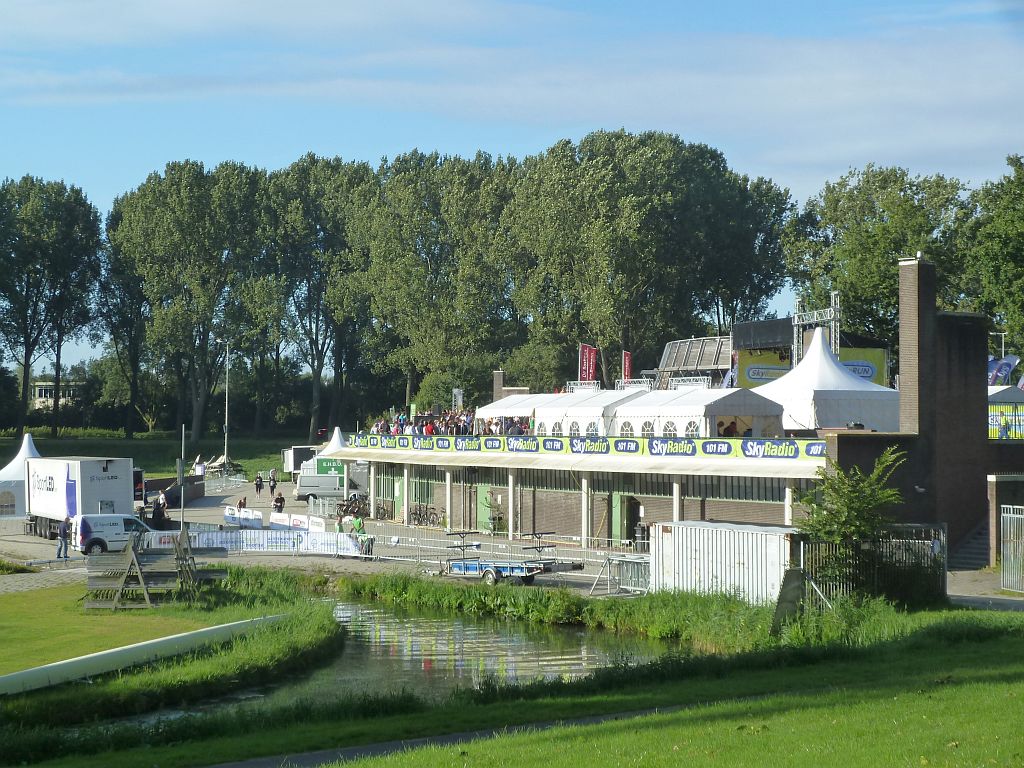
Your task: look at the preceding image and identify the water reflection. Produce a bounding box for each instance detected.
[257,601,674,705]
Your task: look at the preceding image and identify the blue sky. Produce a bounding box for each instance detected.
[2,0,1022,364]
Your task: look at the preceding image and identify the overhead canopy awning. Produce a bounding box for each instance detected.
[322,444,823,480]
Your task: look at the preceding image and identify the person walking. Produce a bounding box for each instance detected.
[255,474,264,497]
[268,474,277,496]
[56,517,70,560]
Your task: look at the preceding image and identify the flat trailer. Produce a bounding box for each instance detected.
[442,530,584,585]
[444,557,547,585]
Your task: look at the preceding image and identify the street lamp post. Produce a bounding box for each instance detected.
[223,339,229,467]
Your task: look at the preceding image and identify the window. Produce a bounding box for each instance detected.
[684,420,700,437]
[551,422,562,436]
[663,421,677,437]
[620,422,634,437]
[536,422,546,436]
[586,421,599,436]
[641,421,655,437]
[569,421,581,437]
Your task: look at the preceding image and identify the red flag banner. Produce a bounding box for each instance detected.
[587,345,598,381]
[578,344,590,380]
[622,350,632,380]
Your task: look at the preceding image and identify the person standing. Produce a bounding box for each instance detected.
[255,474,264,497]
[268,473,277,496]
[56,517,70,560]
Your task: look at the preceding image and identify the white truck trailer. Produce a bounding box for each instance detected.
[282,445,319,482]
[26,457,137,538]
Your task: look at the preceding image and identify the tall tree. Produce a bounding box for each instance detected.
[263,154,364,440]
[503,131,764,389]
[784,165,966,349]
[0,176,100,437]
[43,184,102,437]
[97,199,150,438]
[111,160,260,447]
[959,155,1024,353]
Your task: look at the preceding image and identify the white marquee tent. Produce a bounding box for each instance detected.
[320,427,347,454]
[612,387,784,438]
[534,388,647,436]
[755,327,900,432]
[0,433,41,516]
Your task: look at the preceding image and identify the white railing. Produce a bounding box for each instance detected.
[615,378,654,391]
[565,380,601,392]
[203,473,248,493]
[668,376,712,389]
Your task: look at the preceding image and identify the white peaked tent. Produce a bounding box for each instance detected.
[755,327,899,432]
[0,433,41,516]
[319,427,346,454]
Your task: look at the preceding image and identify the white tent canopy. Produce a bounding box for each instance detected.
[0,433,41,516]
[988,386,1024,403]
[534,388,647,436]
[612,387,783,438]
[754,327,899,432]
[475,393,558,422]
[320,427,346,454]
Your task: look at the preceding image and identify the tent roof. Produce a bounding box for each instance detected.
[534,388,646,425]
[756,327,895,396]
[0,433,40,482]
[989,386,1024,403]
[753,327,899,430]
[614,387,781,418]
[475,393,555,419]
[320,427,346,454]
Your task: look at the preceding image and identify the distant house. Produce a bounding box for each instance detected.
[31,381,82,411]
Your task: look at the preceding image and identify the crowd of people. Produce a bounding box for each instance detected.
[367,409,543,437]
[369,408,476,436]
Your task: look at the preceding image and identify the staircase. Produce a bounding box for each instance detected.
[948,520,991,571]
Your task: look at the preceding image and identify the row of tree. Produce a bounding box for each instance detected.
[1,130,1021,444]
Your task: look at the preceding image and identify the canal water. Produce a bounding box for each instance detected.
[249,601,675,707]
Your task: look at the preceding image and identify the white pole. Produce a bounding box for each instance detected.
[784,482,794,526]
[369,463,377,519]
[445,470,452,530]
[672,478,682,522]
[581,472,591,547]
[223,340,229,465]
[507,471,515,541]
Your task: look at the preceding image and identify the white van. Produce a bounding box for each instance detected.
[74,514,156,555]
[292,473,345,502]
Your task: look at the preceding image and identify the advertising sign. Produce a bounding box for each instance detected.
[737,349,791,388]
[622,350,632,380]
[315,458,344,474]
[27,459,77,519]
[839,347,889,386]
[346,434,826,461]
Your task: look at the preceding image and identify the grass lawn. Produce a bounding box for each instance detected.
[18,613,1024,768]
[0,435,305,479]
[0,584,219,674]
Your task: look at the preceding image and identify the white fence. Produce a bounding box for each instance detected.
[1002,506,1024,593]
[144,528,371,558]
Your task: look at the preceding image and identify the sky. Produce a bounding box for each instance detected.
[2,0,1023,366]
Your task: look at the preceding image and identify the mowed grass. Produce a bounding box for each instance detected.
[0,584,213,674]
[0,435,301,478]
[21,626,1024,768]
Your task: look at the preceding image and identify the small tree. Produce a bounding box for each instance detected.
[799,447,906,543]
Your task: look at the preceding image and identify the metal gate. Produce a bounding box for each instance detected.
[1001,506,1024,593]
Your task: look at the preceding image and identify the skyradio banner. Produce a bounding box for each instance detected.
[350,433,825,460]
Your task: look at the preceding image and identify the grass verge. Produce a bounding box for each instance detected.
[0,567,342,742]
[0,559,38,575]
[11,613,1024,768]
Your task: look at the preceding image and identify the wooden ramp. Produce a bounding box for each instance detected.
[86,529,228,610]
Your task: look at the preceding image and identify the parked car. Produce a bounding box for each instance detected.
[74,514,156,555]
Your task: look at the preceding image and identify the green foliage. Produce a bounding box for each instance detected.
[784,164,966,349]
[0,559,37,575]
[798,446,906,543]
[959,155,1024,354]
